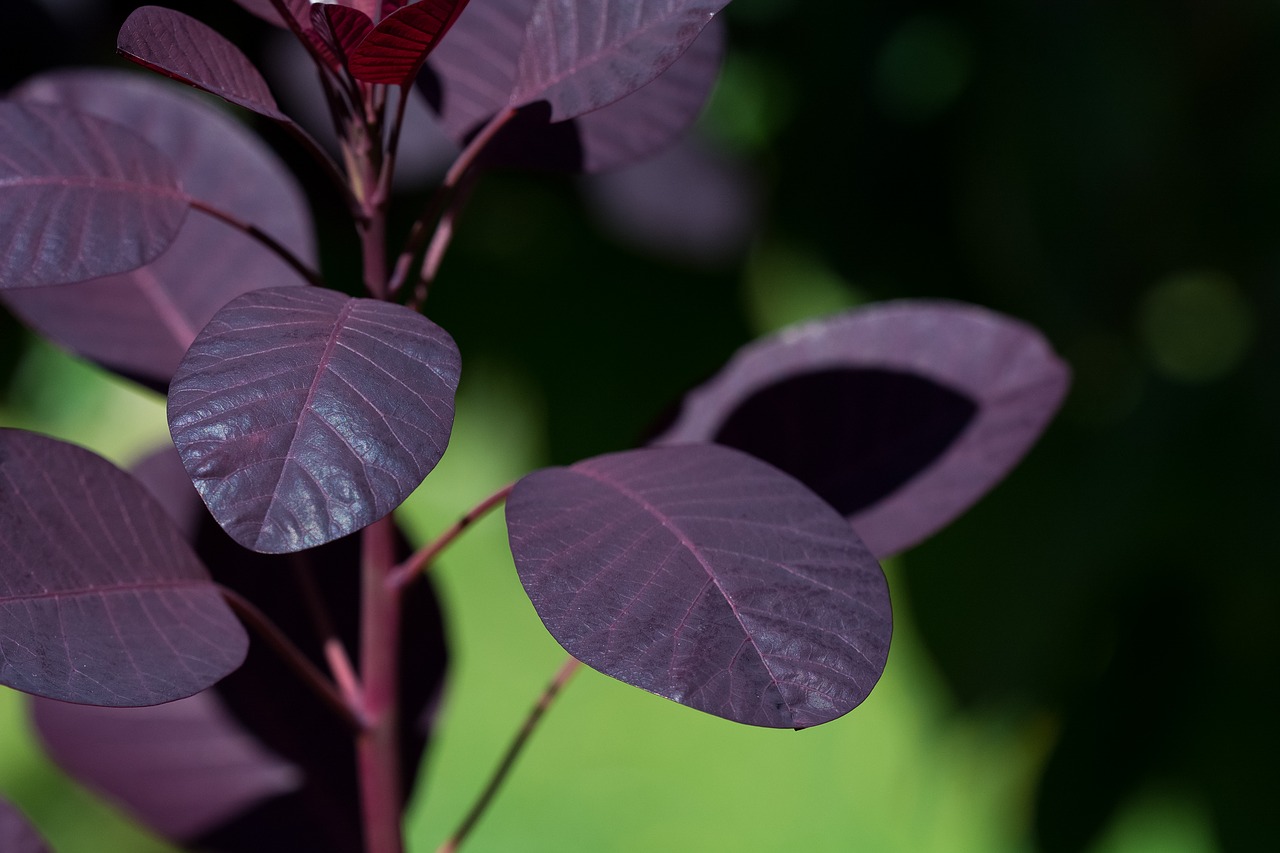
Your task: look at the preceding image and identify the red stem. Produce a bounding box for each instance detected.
[357,516,405,853]
[387,482,515,591]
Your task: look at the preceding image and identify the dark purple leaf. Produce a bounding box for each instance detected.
[95,444,449,853]
[1,70,314,389]
[507,443,892,729]
[511,0,729,121]
[0,102,188,289]
[349,1,471,85]
[118,6,289,121]
[0,429,248,706]
[168,287,461,553]
[312,3,374,69]
[0,798,50,853]
[424,0,723,172]
[653,301,1072,558]
[31,691,301,842]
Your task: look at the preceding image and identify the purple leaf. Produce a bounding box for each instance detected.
[1,70,315,389]
[97,443,449,853]
[348,1,471,85]
[0,102,188,289]
[511,0,729,121]
[118,6,289,121]
[0,429,248,706]
[424,0,723,172]
[0,798,50,853]
[507,443,892,729]
[168,287,461,553]
[31,691,302,842]
[654,301,1072,558]
[312,3,374,69]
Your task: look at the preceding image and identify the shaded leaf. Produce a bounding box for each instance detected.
[653,301,1071,557]
[507,443,891,729]
[31,691,302,843]
[0,429,248,706]
[0,798,50,853]
[0,101,188,289]
[349,1,471,85]
[313,3,375,69]
[168,287,461,553]
[2,70,315,389]
[118,6,289,121]
[424,0,723,172]
[511,0,729,121]
[114,443,449,853]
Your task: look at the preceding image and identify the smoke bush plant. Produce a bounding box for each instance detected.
[0,1,1070,851]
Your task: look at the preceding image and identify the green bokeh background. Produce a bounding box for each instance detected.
[3,1,1278,851]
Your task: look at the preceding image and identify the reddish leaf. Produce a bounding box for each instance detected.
[0,430,248,707]
[2,70,314,388]
[118,6,289,121]
[349,0,471,85]
[32,692,301,842]
[507,444,892,729]
[0,798,50,853]
[511,0,729,121]
[168,287,461,553]
[654,301,1072,557]
[312,3,375,69]
[0,102,188,289]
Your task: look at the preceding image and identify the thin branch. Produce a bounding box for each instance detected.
[219,586,365,732]
[290,557,363,709]
[388,106,519,299]
[188,199,326,287]
[436,656,584,853]
[387,481,515,591]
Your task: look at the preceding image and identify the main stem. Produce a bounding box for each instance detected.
[356,175,403,852]
[358,515,404,853]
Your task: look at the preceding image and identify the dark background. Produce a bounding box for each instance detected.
[4,1,1279,850]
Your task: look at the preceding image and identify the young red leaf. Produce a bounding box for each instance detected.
[0,798,50,853]
[348,0,471,86]
[168,287,461,553]
[0,102,188,289]
[507,444,892,729]
[0,430,248,707]
[118,6,290,121]
[1,70,314,389]
[511,0,729,121]
[312,3,375,69]
[654,301,1071,558]
[32,692,302,843]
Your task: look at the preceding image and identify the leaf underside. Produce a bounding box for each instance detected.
[654,300,1072,558]
[0,430,247,707]
[349,1,471,85]
[0,101,188,290]
[118,5,289,121]
[507,443,892,729]
[168,287,461,553]
[1,70,315,389]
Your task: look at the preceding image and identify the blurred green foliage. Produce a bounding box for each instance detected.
[4,0,1280,851]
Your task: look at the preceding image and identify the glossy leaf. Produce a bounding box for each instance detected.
[118,6,289,121]
[654,301,1072,557]
[424,0,723,172]
[507,443,892,729]
[349,1,471,85]
[511,0,729,121]
[168,287,461,553]
[32,691,302,843]
[0,798,49,853]
[1,70,315,389]
[0,429,248,706]
[0,102,188,289]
